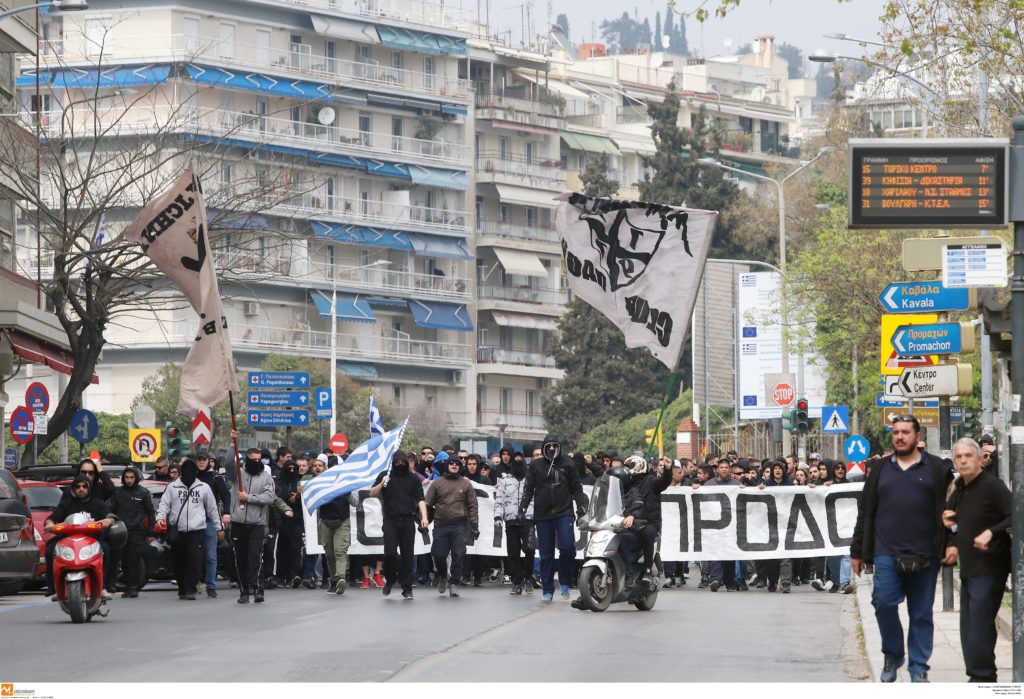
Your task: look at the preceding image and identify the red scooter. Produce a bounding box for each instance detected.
[51,513,111,623]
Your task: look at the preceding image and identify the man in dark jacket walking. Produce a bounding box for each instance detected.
[426,457,478,597]
[851,415,956,683]
[370,451,429,600]
[109,465,155,598]
[519,436,588,602]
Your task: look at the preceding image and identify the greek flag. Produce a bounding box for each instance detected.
[94,214,107,247]
[302,418,408,513]
[369,394,385,438]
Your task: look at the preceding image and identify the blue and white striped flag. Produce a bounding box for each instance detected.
[302,418,408,513]
[94,214,108,247]
[369,393,385,438]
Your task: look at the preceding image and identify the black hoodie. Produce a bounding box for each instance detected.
[50,477,114,524]
[196,463,230,517]
[519,439,589,521]
[110,466,156,532]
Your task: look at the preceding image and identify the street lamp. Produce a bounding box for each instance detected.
[496,416,508,447]
[328,259,390,436]
[0,1,88,21]
[698,147,835,456]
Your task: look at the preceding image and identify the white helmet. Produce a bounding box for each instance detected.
[624,453,648,477]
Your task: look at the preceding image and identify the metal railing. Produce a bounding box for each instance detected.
[477,408,546,431]
[274,0,471,32]
[477,284,567,306]
[616,104,651,124]
[476,345,555,368]
[304,259,472,301]
[473,92,564,130]
[38,32,473,100]
[475,150,564,183]
[475,220,558,245]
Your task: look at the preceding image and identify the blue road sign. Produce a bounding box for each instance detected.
[25,382,50,414]
[844,435,871,463]
[892,323,964,356]
[69,408,99,444]
[875,393,939,409]
[821,406,850,434]
[315,387,333,420]
[3,448,15,468]
[949,406,965,424]
[248,391,309,408]
[878,281,971,313]
[247,372,310,389]
[247,410,309,427]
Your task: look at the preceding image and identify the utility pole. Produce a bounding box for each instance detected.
[1011,115,1024,682]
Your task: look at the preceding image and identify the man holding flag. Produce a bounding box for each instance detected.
[369,451,428,600]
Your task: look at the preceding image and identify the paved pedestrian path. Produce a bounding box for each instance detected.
[855,569,1013,683]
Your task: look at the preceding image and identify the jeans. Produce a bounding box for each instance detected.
[827,555,851,588]
[707,560,737,587]
[536,515,576,595]
[871,554,940,675]
[203,520,218,589]
[431,521,467,582]
[960,573,1008,682]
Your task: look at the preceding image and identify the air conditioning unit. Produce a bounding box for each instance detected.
[449,370,463,385]
[243,301,260,317]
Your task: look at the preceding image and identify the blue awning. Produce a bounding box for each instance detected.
[376,27,467,56]
[433,35,468,57]
[311,152,365,171]
[406,233,472,260]
[311,290,376,323]
[365,159,411,180]
[407,165,468,191]
[367,297,409,308]
[339,362,378,379]
[409,300,473,332]
[17,65,172,89]
[208,211,269,230]
[440,104,468,116]
[186,64,333,101]
[311,221,413,251]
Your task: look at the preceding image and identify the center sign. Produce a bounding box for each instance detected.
[849,139,1008,229]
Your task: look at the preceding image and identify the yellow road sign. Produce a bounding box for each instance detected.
[879,407,940,429]
[129,428,162,462]
[880,313,939,376]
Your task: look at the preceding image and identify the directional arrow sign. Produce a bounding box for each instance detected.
[69,408,98,444]
[248,410,309,427]
[892,322,974,356]
[878,281,974,313]
[898,364,973,398]
[247,372,310,389]
[875,392,938,409]
[248,391,309,408]
[880,407,939,429]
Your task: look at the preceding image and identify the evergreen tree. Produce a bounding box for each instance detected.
[669,8,688,55]
[580,153,620,197]
[555,13,570,37]
[654,12,662,51]
[663,9,675,52]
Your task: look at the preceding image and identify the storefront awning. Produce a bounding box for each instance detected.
[4,330,98,384]
[408,300,473,332]
[493,184,558,209]
[310,291,376,323]
[490,311,558,331]
[338,361,378,379]
[376,26,467,57]
[560,131,621,155]
[494,248,548,278]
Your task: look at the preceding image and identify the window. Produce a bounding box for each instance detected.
[499,137,509,161]
[477,386,485,411]
[255,99,268,132]
[220,163,232,186]
[290,34,310,69]
[326,244,336,273]
[359,190,370,216]
[324,41,338,73]
[526,390,536,416]
[218,22,235,60]
[358,113,372,146]
[183,16,200,55]
[391,51,403,71]
[424,386,436,408]
[526,207,536,228]
[525,141,534,164]
[255,29,271,65]
[391,117,403,151]
[291,105,302,135]
[423,56,434,90]
[499,204,508,223]
[499,388,510,415]
[85,16,112,58]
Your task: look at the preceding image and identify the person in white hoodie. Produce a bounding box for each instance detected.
[494,456,535,595]
[156,458,223,600]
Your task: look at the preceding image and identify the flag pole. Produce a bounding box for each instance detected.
[646,371,678,460]
[229,390,245,504]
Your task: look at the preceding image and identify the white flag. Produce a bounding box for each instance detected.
[555,193,718,370]
[122,165,240,415]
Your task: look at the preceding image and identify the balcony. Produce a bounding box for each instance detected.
[126,320,472,367]
[36,32,473,101]
[474,92,563,132]
[305,259,472,302]
[477,284,568,307]
[475,151,564,188]
[477,408,546,432]
[476,345,555,369]
[616,104,651,125]
[475,219,558,248]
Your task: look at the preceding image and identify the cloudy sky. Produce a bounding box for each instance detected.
[484,0,888,74]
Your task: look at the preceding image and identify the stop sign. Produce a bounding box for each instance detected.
[772,383,795,407]
[329,433,348,454]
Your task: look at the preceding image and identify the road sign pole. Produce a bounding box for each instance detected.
[1010,116,1024,682]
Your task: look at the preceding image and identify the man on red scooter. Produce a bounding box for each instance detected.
[43,476,116,599]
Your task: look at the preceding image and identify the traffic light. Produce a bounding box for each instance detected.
[644,426,664,457]
[795,397,810,435]
[166,422,186,460]
[781,408,796,432]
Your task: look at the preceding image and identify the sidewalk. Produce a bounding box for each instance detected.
[854,569,1013,682]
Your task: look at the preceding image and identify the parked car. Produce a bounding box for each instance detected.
[0,469,35,595]
[18,481,62,588]
[14,464,129,484]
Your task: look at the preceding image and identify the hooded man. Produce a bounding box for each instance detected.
[519,435,589,601]
[230,447,277,603]
[370,451,428,600]
[156,458,223,601]
[195,450,231,597]
[109,465,155,598]
[425,455,478,597]
[43,476,117,598]
[495,452,535,594]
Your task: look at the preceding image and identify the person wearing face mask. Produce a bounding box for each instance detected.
[369,451,429,600]
[495,454,535,595]
[519,435,589,601]
[156,458,223,601]
[109,465,155,598]
[230,447,277,604]
[425,456,478,597]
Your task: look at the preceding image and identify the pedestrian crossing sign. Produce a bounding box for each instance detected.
[821,406,850,434]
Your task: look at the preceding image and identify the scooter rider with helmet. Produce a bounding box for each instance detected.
[618,453,673,590]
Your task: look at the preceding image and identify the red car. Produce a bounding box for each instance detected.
[18,481,62,588]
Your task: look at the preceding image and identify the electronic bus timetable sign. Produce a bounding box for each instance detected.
[848,139,1008,229]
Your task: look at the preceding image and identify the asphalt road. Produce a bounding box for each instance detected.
[0,580,867,682]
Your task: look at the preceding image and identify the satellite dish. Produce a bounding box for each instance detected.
[317,107,336,125]
[723,38,733,51]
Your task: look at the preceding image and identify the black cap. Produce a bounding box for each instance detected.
[196,449,210,458]
[980,434,995,446]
